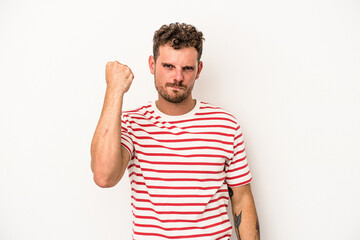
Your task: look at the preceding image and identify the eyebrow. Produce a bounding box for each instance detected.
[161,62,195,69]
[161,62,174,67]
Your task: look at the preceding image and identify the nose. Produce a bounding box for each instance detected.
[174,68,184,82]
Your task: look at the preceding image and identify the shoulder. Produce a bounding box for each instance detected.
[122,102,153,118]
[197,101,240,125]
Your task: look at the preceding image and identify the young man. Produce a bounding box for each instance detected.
[91,23,260,240]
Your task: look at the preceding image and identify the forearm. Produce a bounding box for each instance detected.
[90,88,126,187]
[229,185,260,240]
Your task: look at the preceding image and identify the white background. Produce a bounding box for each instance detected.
[1,0,359,239]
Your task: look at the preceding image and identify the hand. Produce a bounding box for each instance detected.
[105,61,134,95]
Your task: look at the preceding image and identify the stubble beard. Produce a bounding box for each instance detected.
[154,76,194,104]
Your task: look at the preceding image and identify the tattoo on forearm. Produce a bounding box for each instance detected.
[256,218,260,238]
[235,211,242,229]
[228,186,233,198]
[234,210,242,239]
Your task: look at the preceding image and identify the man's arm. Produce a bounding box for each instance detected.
[228,184,260,240]
[90,61,133,188]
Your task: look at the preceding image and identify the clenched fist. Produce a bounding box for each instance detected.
[105,61,134,95]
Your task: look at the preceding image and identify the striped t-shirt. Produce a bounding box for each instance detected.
[121,100,252,240]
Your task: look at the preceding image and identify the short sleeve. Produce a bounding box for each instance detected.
[225,124,252,187]
[121,113,134,157]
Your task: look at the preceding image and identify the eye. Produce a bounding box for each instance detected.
[183,66,194,71]
[163,64,174,69]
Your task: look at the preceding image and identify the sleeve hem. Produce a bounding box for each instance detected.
[121,143,132,158]
[227,177,252,187]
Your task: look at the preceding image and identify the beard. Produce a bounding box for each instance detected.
[154,68,195,103]
[155,81,193,103]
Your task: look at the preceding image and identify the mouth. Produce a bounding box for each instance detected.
[167,84,186,91]
[169,86,184,91]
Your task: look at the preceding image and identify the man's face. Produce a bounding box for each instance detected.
[149,44,203,104]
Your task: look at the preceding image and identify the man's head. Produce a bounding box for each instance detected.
[153,22,204,63]
[149,23,204,104]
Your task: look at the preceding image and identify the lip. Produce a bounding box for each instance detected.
[169,86,184,90]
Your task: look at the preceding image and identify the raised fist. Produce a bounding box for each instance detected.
[105,61,134,95]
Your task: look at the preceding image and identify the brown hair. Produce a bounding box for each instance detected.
[153,22,205,62]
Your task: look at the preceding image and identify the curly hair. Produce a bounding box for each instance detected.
[153,22,205,62]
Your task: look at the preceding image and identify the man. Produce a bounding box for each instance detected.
[91,23,260,240]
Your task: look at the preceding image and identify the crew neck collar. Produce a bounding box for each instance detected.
[151,100,201,121]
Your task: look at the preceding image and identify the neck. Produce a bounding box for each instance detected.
[156,96,196,116]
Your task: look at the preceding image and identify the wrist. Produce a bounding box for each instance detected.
[105,86,126,99]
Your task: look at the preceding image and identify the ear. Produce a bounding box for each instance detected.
[149,55,155,75]
[195,61,203,80]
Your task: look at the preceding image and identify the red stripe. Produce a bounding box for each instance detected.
[121,128,128,133]
[129,133,233,145]
[226,163,248,173]
[127,121,158,128]
[133,210,228,223]
[234,133,243,141]
[131,127,234,137]
[132,202,228,214]
[131,115,161,121]
[199,105,221,110]
[227,156,247,166]
[136,157,225,166]
[133,226,233,239]
[141,110,155,116]
[131,195,229,207]
[226,170,250,180]
[168,117,237,125]
[129,172,226,182]
[195,111,236,119]
[132,196,206,206]
[121,136,132,145]
[125,110,154,117]
[126,122,236,133]
[131,180,222,190]
[182,124,236,130]
[215,234,232,240]
[234,148,245,156]
[234,141,244,149]
[123,104,151,113]
[135,150,227,159]
[132,188,228,198]
[133,219,229,231]
[227,177,252,187]
[121,143,131,155]
[128,163,136,169]
[128,120,177,130]
[132,163,223,174]
[134,141,233,154]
